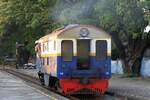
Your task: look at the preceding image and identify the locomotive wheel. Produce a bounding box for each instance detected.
[48,76,57,88]
[38,72,45,85]
[44,73,50,87]
[55,80,63,93]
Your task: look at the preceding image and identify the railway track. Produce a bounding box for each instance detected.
[3,68,78,100]
[2,68,132,100]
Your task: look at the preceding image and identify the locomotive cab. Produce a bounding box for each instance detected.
[59,27,111,79]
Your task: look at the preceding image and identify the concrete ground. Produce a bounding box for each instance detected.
[17,68,38,78]
[109,76,150,100]
[0,70,68,100]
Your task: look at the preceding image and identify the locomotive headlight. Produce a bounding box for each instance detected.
[79,28,90,37]
[60,72,64,75]
[106,72,109,75]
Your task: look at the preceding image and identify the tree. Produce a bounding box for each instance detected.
[95,0,150,76]
[0,0,57,56]
[54,0,149,76]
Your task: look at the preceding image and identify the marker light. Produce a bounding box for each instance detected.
[60,72,64,75]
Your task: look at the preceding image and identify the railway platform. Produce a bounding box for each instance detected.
[0,69,68,100]
[9,68,150,100]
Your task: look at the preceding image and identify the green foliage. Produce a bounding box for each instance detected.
[0,0,58,57]
[141,0,150,25]
[94,0,147,37]
[141,0,150,12]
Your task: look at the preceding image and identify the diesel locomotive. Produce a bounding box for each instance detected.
[35,24,111,95]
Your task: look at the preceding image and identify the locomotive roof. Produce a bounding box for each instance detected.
[36,24,111,43]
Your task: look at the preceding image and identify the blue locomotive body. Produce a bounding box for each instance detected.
[57,56,111,79]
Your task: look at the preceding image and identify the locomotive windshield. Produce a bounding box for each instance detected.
[77,39,90,70]
[96,40,107,60]
[61,40,73,61]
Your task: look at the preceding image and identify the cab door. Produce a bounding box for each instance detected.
[60,40,75,78]
[77,39,91,70]
[94,40,111,78]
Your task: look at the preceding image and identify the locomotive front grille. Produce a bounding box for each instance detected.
[69,88,101,95]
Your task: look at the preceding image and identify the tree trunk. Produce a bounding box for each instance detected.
[132,47,145,77]
[122,46,146,77]
[122,57,141,77]
[132,56,143,77]
[122,59,133,76]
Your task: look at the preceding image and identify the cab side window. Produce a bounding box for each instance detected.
[96,40,107,60]
[61,40,73,61]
